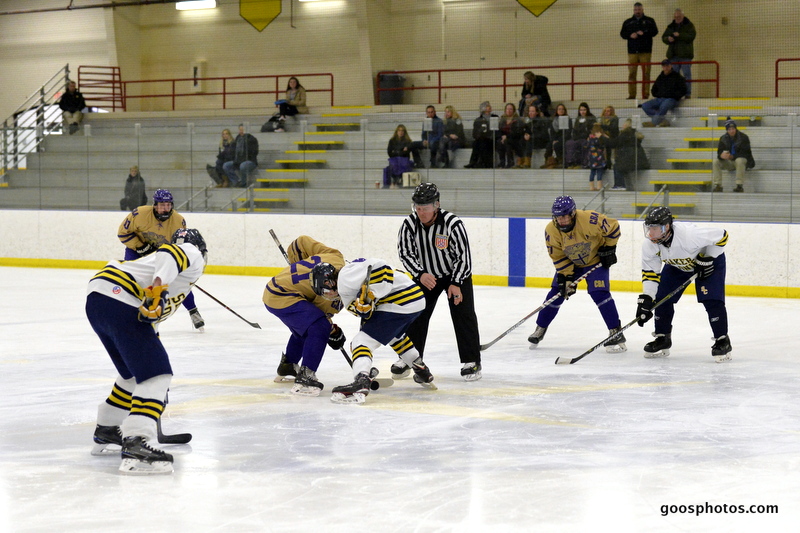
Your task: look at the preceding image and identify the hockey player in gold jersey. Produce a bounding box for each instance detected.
[262,236,347,396]
[528,195,626,352]
[118,189,205,331]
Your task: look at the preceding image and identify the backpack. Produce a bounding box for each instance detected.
[261,114,282,132]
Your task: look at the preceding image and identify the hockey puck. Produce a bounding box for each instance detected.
[370,380,380,391]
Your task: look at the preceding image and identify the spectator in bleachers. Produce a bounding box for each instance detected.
[497,103,522,169]
[521,105,549,169]
[465,101,497,169]
[120,166,147,211]
[207,128,235,188]
[439,105,466,168]
[541,103,572,169]
[599,106,620,139]
[712,120,755,193]
[662,8,696,98]
[223,124,259,188]
[384,124,414,188]
[603,118,650,191]
[642,59,687,127]
[58,80,86,135]
[411,105,443,169]
[274,77,308,131]
[620,2,659,100]
[587,124,608,191]
[565,102,596,168]
[519,71,552,117]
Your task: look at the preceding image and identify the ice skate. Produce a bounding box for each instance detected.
[290,366,324,396]
[91,424,122,456]
[460,362,482,382]
[390,358,411,379]
[119,436,174,475]
[643,333,671,358]
[528,326,547,349]
[330,372,372,404]
[711,335,732,363]
[412,358,437,390]
[274,352,300,383]
[604,327,627,353]
[189,308,205,332]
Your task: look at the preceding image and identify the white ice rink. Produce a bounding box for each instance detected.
[1,266,798,532]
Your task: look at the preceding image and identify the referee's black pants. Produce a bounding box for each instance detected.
[406,275,481,365]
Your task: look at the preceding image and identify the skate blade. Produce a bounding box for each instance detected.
[330,392,366,404]
[605,343,627,354]
[417,381,438,390]
[713,353,732,363]
[391,370,411,380]
[273,375,296,383]
[462,371,482,382]
[643,350,670,359]
[290,384,322,397]
[91,443,121,456]
[119,458,174,475]
[194,327,205,333]
[528,343,540,350]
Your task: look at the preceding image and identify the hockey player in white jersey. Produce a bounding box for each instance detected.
[86,228,207,474]
[309,258,436,404]
[636,207,732,361]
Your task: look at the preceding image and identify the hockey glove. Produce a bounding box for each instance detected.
[557,274,576,300]
[636,294,654,326]
[138,284,169,323]
[135,242,156,257]
[598,245,617,269]
[353,297,375,320]
[327,324,346,350]
[694,255,715,280]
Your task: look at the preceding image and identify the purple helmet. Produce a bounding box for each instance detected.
[153,189,174,222]
[552,195,577,232]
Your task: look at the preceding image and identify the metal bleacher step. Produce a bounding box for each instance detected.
[657,169,711,174]
[666,158,712,163]
[256,177,308,188]
[638,191,696,196]
[632,202,696,208]
[691,126,748,131]
[315,123,360,132]
[650,179,711,186]
[285,150,327,154]
[275,159,327,166]
[265,168,307,173]
[294,140,345,148]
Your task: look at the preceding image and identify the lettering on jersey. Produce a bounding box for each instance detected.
[700,286,708,295]
[665,257,695,272]
[435,234,449,250]
[593,279,606,288]
[589,212,599,225]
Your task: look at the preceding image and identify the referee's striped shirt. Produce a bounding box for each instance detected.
[397,209,472,286]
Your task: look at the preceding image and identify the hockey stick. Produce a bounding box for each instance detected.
[157,392,192,444]
[194,284,261,329]
[268,230,390,390]
[555,273,699,365]
[479,264,602,351]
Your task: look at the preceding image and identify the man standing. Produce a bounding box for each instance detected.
[396,183,482,381]
[712,119,756,193]
[636,207,732,362]
[641,59,687,127]
[87,228,207,474]
[118,189,205,331]
[620,2,659,100]
[662,8,696,98]
[527,196,626,353]
[223,124,259,188]
[411,105,444,169]
[58,80,86,135]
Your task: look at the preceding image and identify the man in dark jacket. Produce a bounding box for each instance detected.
[58,81,86,135]
[620,2,659,99]
[411,105,444,169]
[712,120,755,193]
[642,60,687,126]
[662,8,697,98]
[223,124,259,187]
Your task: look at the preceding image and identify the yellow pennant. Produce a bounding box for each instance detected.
[516,0,558,17]
[240,0,281,32]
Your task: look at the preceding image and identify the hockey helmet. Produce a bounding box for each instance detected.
[172,228,207,260]
[551,195,577,232]
[643,206,674,244]
[153,189,174,222]
[310,262,338,299]
[412,182,440,205]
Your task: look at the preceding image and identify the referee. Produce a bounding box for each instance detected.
[396,183,482,381]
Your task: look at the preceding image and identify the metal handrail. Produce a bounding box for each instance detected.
[637,185,670,220]
[775,58,800,97]
[376,60,720,105]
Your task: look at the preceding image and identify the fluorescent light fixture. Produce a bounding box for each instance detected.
[176,0,216,10]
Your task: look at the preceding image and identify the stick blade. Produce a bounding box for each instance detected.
[554,356,574,365]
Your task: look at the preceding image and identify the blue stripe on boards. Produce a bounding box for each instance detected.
[508,218,526,287]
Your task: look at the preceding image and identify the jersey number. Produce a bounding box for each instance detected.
[290,255,322,284]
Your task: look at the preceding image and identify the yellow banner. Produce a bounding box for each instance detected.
[516,0,558,17]
[240,0,281,32]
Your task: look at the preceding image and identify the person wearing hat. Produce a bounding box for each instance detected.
[712,120,756,193]
[641,59,687,127]
[662,8,696,98]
